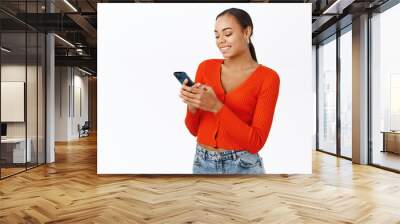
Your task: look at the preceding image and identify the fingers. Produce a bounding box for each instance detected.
[193,83,210,92]
[193,82,201,88]
[180,91,201,103]
[182,96,201,108]
[179,81,210,110]
[191,83,206,93]
[181,82,203,94]
[183,100,200,108]
[181,80,191,92]
[181,88,201,99]
[180,86,201,105]
[181,79,193,92]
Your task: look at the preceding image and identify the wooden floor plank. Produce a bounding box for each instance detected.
[0,134,400,223]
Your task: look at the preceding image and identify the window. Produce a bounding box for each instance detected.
[0,1,47,179]
[340,28,352,158]
[317,36,337,154]
[371,3,400,171]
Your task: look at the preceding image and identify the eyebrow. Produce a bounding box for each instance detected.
[214,27,232,33]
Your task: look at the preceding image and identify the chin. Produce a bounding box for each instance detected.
[220,51,232,58]
[222,54,235,60]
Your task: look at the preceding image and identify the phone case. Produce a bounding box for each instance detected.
[174,71,194,87]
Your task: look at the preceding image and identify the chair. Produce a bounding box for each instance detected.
[79,121,90,138]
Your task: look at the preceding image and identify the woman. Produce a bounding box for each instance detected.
[179,8,280,174]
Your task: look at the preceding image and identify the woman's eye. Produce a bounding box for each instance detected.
[215,33,231,39]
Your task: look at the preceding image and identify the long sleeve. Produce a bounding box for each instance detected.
[185,107,201,136]
[215,73,280,154]
[184,62,205,137]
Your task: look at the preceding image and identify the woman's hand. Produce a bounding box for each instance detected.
[180,79,201,113]
[179,79,223,113]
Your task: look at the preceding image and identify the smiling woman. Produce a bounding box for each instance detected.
[179,8,280,175]
[98,4,312,174]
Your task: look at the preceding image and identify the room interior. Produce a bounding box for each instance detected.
[0,0,399,223]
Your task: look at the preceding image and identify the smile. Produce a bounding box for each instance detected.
[220,46,231,51]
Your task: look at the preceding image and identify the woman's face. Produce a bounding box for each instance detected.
[214,14,251,59]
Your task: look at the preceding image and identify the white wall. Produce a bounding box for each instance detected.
[55,66,69,141]
[55,67,89,141]
[71,72,89,138]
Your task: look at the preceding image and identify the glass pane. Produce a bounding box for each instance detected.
[340,29,352,158]
[371,4,400,171]
[38,32,45,165]
[318,37,337,154]
[1,32,27,177]
[27,31,38,169]
[312,45,317,150]
[0,1,46,178]
[26,0,38,169]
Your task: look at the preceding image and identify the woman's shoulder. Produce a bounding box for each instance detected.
[257,64,280,85]
[198,58,223,68]
[258,64,280,86]
[195,59,221,80]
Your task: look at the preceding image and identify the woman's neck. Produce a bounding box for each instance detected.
[223,50,257,71]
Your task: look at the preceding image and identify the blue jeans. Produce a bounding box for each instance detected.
[192,144,265,174]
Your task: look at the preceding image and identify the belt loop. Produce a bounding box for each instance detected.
[232,150,237,160]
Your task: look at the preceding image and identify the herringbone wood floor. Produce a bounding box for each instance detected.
[1,134,400,224]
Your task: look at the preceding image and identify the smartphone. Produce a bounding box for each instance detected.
[173,71,194,87]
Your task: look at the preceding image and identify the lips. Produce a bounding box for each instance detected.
[219,46,231,52]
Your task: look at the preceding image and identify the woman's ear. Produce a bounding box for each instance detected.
[244,26,252,40]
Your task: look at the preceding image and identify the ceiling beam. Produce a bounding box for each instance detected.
[66,13,97,36]
[322,0,356,14]
[55,55,96,69]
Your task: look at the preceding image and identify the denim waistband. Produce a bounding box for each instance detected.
[195,144,248,161]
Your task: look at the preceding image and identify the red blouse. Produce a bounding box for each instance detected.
[185,59,280,154]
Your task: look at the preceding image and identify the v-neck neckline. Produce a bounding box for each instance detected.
[218,59,262,96]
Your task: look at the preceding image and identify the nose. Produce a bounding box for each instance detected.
[217,36,226,45]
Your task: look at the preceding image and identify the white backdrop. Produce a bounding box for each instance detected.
[98,3,312,174]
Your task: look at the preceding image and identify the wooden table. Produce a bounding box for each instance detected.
[381,131,400,154]
[0,138,32,165]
